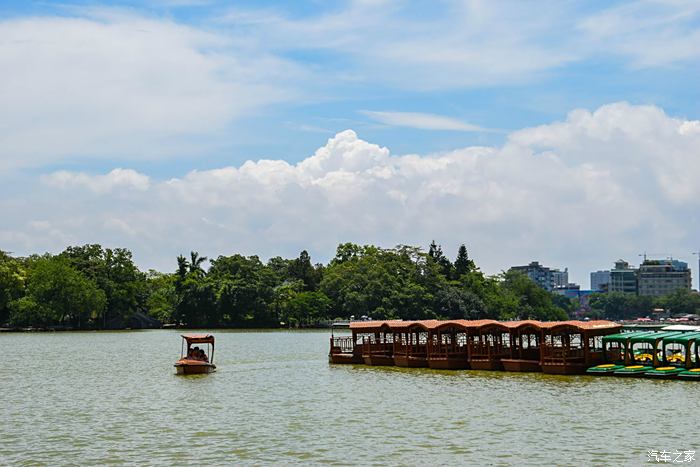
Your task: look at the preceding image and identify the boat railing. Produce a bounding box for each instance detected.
[394,341,427,355]
[362,341,393,356]
[469,342,509,358]
[429,342,468,357]
[330,336,354,354]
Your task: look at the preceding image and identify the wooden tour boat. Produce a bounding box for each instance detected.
[467,321,509,370]
[352,321,402,366]
[328,319,700,380]
[501,320,544,372]
[174,334,216,375]
[328,323,363,364]
[392,321,436,367]
[540,321,621,375]
[427,321,470,370]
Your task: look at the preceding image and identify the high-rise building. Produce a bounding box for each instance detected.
[609,260,637,294]
[590,270,611,292]
[552,268,569,288]
[509,261,567,292]
[637,259,692,297]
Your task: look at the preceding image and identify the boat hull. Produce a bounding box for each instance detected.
[677,369,700,380]
[363,355,395,366]
[174,360,216,375]
[427,358,469,370]
[501,359,542,372]
[586,364,625,375]
[469,358,504,371]
[329,353,363,364]
[644,368,685,379]
[613,366,653,377]
[394,356,428,368]
[541,362,587,375]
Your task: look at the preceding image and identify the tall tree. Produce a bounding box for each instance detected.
[454,244,475,277]
[188,251,208,277]
[288,250,321,291]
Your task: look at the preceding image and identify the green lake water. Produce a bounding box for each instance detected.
[1,330,698,466]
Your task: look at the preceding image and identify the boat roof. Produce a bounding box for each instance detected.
[602,331,657,342]
[662,332,700,344]
[349,320,409,331]
[347,319,620,333]
[501,320,543,329]
[628,331,683,344]
[538,320,621,332]
[181,333,215,344]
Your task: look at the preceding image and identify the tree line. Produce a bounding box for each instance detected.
[1,242,697,329]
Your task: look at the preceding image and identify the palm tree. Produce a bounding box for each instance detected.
[189,251,208,277]
[176,255,189,279]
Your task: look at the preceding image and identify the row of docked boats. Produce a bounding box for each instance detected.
[328,319,700,380]
[586,328,700,380]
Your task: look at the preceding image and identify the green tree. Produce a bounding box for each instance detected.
[496,271,568,321]
[660,289,700,316]
[284,291,332,326]
[12,255,106,327]
[61,244,146,326]
[144,270,178,322]
[0,251,26,325]
[288,250,322,291]
[208,254,277,326]
[454,244,475,278]
[428,240,453,278]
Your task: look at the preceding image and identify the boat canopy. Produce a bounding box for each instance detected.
[628,331,682,344]
[181,334,215,344]
[662,332,700,345]
[602,331,656,343]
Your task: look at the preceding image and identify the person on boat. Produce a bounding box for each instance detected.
[191,346,201,360]
[199,349,208,363]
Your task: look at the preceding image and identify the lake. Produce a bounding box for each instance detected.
[1,330,698,466]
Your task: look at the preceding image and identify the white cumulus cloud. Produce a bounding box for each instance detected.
[0,11,299,171]
[2,103,699,286]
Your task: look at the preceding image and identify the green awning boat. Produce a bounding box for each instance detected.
[644,366,686,379]
[587,331,658,375]
[613,364,654,376]
[677,368,700,380]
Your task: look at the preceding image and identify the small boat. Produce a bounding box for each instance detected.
[677,368,700,380]
[586,331,656,375]
[613,365,653,376]
[174,334,216,375]
[644,366,685,379]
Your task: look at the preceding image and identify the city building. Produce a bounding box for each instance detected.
[552,268,569,289]
[590,270,611,292]
[637,259,692,297]
[509,261,567,292]
[553,283,581,298]
[609,260,637,294]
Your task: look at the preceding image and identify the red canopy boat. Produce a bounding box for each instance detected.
[174,334,216,375]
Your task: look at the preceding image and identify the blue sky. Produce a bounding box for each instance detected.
[1,0,699,286]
